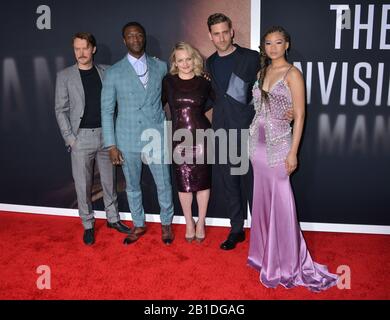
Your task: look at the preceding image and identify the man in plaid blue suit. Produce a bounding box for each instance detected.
[101,22,174,245]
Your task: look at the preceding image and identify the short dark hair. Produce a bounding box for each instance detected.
[207,13,232,31]
[72,32,96,47]
[122,21,146,38]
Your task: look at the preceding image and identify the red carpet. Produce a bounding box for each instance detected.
[0,211,388,300]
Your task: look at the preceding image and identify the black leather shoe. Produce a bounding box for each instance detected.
[107,221,131,234]
[220,231,245,250]
[83,228,95,245]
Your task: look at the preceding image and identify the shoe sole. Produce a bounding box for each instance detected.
[162,239,174,245]
[123,238,138,245]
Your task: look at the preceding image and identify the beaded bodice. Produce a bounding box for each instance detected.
[249,78,292,167]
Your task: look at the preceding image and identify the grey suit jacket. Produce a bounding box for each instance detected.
[55,63,109,146]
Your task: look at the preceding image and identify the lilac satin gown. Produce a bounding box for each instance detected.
[248,76,338,292]
[162,74,212,193]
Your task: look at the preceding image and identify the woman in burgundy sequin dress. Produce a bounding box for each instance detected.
[162,42,214,242]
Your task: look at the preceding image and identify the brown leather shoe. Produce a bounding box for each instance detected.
[161,224,174,245]
[123,226,146,245]
[132,226,147,236]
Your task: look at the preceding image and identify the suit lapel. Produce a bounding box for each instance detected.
[208,53,223,93]
[95,64,104,81]
[122,56,147,93]
[145,55,156,97]
[231,45,245,78]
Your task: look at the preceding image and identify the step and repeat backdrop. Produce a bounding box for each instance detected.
[261,0,390,225]
[0,0,388,226]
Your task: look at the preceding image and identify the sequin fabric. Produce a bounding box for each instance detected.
[249,79,292,167]
[162,74,213,192]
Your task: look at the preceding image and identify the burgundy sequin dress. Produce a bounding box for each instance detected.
[162,74,213,192]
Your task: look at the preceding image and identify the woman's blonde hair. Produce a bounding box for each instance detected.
[169,42,204,76]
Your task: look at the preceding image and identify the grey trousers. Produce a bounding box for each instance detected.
[70,128,119,229]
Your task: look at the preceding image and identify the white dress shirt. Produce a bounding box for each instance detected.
[127,53,148,88]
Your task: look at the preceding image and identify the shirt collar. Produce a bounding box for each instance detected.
[127,53,147,66]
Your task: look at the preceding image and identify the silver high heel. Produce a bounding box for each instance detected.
[185,218,196,243]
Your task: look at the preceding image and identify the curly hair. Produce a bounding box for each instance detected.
[258,26,291,101]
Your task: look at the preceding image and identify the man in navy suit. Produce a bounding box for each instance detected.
[206,13,261,250]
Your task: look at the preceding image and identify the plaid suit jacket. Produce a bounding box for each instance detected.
[101,55,168,153]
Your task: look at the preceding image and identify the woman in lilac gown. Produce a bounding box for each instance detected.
[248,26,338,292]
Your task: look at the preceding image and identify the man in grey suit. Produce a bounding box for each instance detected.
[101,22,174,245]
[55,32,131,245]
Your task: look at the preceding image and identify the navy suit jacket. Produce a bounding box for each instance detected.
[206,45,260,131]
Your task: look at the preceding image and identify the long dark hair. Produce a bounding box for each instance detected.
[258,26,291,101]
